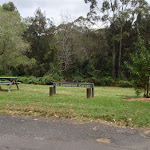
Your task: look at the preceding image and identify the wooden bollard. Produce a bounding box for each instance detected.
[87,88,91,98]
[49,87,54,97]
[54,86,56,94]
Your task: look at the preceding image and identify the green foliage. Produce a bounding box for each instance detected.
[125,31,150,97]
[2,2,17,12]
[24,8,56,77]
[84,76,114,86]
[17,77,29,84]
[17,76,54,85]
[17,75,134,89]
[28,76,39,84]
[1,1,150,82]
[0,7,30,75]
[118,80,133,87]
[99,77,114,86]
[72,76,84,83]
[40,76,54,85]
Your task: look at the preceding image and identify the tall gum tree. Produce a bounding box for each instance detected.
[84,0,149,78]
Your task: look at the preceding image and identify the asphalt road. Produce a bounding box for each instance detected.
[0,115,150,150]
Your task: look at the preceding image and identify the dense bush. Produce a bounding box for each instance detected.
[98,77,114,86]
[40,76,54,85]
[118,80,133,87]
[17,77,29,84]
[72,76,84,83]
[28,76,39,84]
[17,76,133,87]
[17,76,53,85]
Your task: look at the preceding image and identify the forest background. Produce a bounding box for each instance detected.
[0,0,150,87]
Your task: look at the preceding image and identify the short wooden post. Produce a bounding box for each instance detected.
[92,87,94,97]
[87,88,91,98]
[54,85,56,94]
[49,87,54,97]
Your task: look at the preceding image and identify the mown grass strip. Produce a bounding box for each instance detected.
[0,84,150,128]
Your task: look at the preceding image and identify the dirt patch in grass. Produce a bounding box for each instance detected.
[122,98,150,102]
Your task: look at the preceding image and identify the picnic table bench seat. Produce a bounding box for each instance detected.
[0,81,21,85]
[0,82,11,85]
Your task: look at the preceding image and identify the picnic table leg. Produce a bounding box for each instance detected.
[9,83,13,92]
[15,83,19,90]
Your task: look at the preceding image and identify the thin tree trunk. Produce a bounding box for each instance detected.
[118,25,123,78]
[112,41,116,79]
[146,83,149,98]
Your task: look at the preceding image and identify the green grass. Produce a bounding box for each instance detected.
[0,84,150,128]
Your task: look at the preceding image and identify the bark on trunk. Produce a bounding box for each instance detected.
[118,25,123,78]
[112,41,116,79]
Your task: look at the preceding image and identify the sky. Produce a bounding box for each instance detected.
[0,0,150,25]
[0,0,91,25]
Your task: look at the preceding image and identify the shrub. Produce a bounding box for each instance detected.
[53,73,63,82]
[118,80,133,87]
[17,76,53,85]
[72,76,84,83]
[40,76,54,85]
[99,77,114,86]
[17,77,29,84]
[84,78,93,83]
[28,76,39,84]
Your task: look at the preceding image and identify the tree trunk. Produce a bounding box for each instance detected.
[146,83,149,98]
[112,41,116,79]
[146,77,150,98]
[118,25,123,78]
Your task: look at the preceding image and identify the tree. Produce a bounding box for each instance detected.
[0,7,29,75]
[125,31,150,98]
[56,15,76,73]
[25,8,56,76]
[84,0,149,78]
[56,16,97,76]
[2,1,18,12]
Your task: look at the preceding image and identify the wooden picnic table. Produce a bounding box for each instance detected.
[0,77,20,92]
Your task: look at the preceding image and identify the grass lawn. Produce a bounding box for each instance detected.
[0,84,150,128]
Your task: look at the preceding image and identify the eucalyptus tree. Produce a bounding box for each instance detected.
[56,21,76,72]
[56,16,93,76]
[0,7,29,75]
[84,0,149,78]
[74,16,111,77]
[133,0,150,49]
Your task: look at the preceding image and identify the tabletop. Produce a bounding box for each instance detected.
[0,77,18,80]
